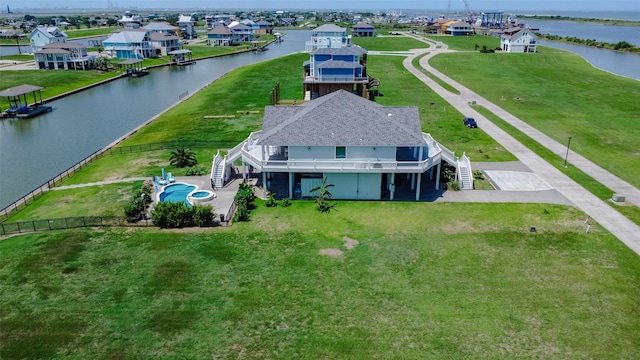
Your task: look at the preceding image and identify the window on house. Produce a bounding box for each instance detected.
[336,146,346,159]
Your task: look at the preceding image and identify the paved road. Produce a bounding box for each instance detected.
[401,34,640,255]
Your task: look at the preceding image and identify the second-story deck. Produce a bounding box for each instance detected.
[227,131,456,174]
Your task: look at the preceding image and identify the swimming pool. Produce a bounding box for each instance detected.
[157,183,215,206]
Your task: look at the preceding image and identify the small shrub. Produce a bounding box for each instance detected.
[124,201,142,222]
[473,170,485,180]
[281,198,291,207]
[186,165,208,176]
[151,202,193,228]
[448,181,461,191]
[265,193,277,207]
[193,204,214,227]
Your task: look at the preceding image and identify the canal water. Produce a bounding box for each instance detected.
[0,30,310,209]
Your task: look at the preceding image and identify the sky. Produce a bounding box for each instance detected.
[8,0,640,12]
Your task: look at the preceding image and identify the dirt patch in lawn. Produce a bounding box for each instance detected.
[342,236,359,249]
[319,248,344,258]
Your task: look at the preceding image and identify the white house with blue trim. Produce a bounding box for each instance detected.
[29,26,67,52]
[305,24,351,51]
[212,90,472,200]
[303,46,370,99]
[501,29,537,53]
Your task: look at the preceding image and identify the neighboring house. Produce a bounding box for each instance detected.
[205,15,216,30]
[148,31,180,56]
[352,22,375,37]
[33,42,95,70]
[0,29,23,40]
[214,90,470,200]
[178,15,196,39]
[103,30,152,59]
[119,11,142,29]
[29,26,67,52]
[229,23,253,42]
[305,24,351,51]
[446,21,474,36]
[252,20,273,35]
[303,46,369,99]
[207,25,235,46]
[143,21,176,34]
[501,29,537,53]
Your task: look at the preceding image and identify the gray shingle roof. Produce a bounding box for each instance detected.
[317,60,362,69]
[313,24,346,32]
[353,22,375,29]
[257,90,425,147]
[208,26,232,35]
[311,46,367,56]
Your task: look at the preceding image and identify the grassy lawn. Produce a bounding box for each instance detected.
[412,54,461,95]
[1,202,639,358]
[367,55,515,162]
[4,182,142,221]
[426,34,500,51]
[352,36,429,51]
[0,70,119,109]
[63,27,119,38]
[428,45,640,189]
[0,54,33,62]
[474,105,640,226]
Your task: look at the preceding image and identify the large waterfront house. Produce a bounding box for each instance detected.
[305,24,351,51]
[500,29,537,53]
[29,26,67,52]
[446,21,474,36]
[252,20,273,35]
[178,15,196,39]
[103,30,153,59]
[211,90,472,200]
[119,11,142,29]
[34,42,95,70]
[352,22,375,37]
[229,22,254,42]
[207,25,235,46]
[303,46,370,100]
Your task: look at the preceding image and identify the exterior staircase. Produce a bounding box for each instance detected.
[210,151,225,188]
[457,153,474,190]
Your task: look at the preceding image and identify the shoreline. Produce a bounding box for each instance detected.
[0,35,283,217]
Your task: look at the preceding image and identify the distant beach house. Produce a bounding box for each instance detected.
[144,22,181,56]
[303,46,370,100]
[29,26,67,52]
[178,15,196,39]
[500,29,537,53]
[33,42,95,70]
[207,25,235,46]
[305,24,351,51]
[119,11,142,29]
[352,22,375,37]
[212,90,471,200]
[252,20,273,35]
[103,30,153,59]
[229,22,254,42]
[446,21,474,36]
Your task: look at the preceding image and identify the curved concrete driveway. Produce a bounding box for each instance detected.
[400,35,640,254]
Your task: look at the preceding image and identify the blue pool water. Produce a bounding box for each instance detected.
[191,191,210,198]
[159,183,196,204]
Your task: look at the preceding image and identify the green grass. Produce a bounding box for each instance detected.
[428,47,640,189]
[0,70,119,109]
[4,182,142,222]
[426,34,500,51]
[0,54,33,62]
[352,35,429,51]
[1,202,639,358]
[474,105,640,226]
[63,27,119,38]
[368,55,515,162]
[411,53,461,95]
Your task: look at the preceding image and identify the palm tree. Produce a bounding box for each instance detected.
[169,146,198,168]
[310,177,335,213]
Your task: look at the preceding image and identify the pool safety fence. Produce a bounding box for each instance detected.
[0,216,152,236]
[0,140,235,221]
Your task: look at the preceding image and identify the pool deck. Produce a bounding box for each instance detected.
[169,175,242,222]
